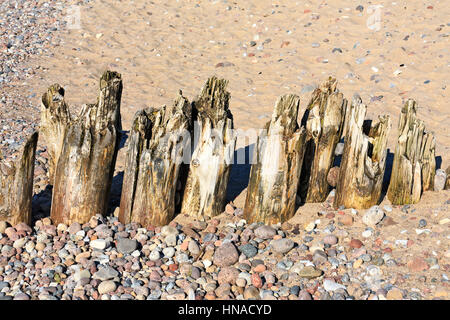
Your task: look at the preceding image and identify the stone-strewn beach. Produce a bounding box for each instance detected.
[0,0,449,300]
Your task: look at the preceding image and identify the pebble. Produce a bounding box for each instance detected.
[98,281,117,294]
[213,243,239,267]
[323,235,338,245]
[304,222,316,232]
[327,167,340,187]
[362,228,373,238]
[297,266,323,279]
[90,239,108,250]
[218,267,240,284]
[298,289,312,300]
[418,219,427,228]
[362,206,385,226]
[254,226,276,239]
[434,169,447,191]
[238,244,257,258]
[93,266,119,281]
[386,288,403,300]
[349,239,363,249]
[323,279,346,292]
[270,238,294,253]
[243,286,260,300]
[407,257,429,272]
[117,238,138,254]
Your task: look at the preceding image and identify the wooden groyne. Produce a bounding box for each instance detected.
[0,71,447,227]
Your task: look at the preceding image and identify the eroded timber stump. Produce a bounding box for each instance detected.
[387,99,436,205]
[244,94,307,224]
[0,132,38,226]
[298,77,346,203]
[119,91,192,227]
[50,71,122,225]
[180,77,236,220]
[334,95,391,209]
[40,84,71,184]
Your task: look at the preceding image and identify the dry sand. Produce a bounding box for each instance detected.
[17,0,449,166]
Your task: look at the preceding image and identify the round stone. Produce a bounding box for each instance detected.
[98,281,117,294]
[362,206,385,226]
[270,238,294,254]
[238,244,257,258]
[213,243,239,267]
[323,235,338,245]
[254,225,276,239]
[243,286,260,299]
[162,247,175,258]
[217,267,240,284]
[117,238,138,254]
[349,239,363,249]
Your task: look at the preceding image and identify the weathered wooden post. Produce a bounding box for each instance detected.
[50,71,122,225]
[446,166,450,190]
[387,99,436,205]
[180,77,236,220]
[334,95,391,209]
[244,94,307,224]
[298,77,346,203]
[119,91,192,227]
[0,132,38,226]
[40,84,71,184]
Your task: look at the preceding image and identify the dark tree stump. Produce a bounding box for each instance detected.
[244,94,307,224]
[119,91,192,227]
[334,95,391,209]
[387,99,436,205]
[180,77,236,220]
[0,132,38,226]
[50,71,122,225]
[298,77,346,203]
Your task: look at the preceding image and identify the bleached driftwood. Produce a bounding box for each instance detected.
[387,99,436,205]
[298,77,346,203]
[40,84,71,184]
[0,132,38,226]
[50,71,122,225]
[119,91,192,227]
[244,94,307,224]
[334,95,391,209]
[180,77,236,220]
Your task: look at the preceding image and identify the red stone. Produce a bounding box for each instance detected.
[251,273,263,288]
[253,264,266,273]
[407,257,429,272]
[349,239,363,249]
[339,215,353,226]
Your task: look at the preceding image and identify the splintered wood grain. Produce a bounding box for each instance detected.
[334,94,391,209]
[387,99,436,205]
[181,77,236,220]
[244,94,307,224]
[0,131,38,226]
[119,91,192,227]
[50,71,122,225]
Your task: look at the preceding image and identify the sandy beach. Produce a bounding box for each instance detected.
[0,0,448,301]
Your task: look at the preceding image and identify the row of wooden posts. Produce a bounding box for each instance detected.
[1,71,449,228]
